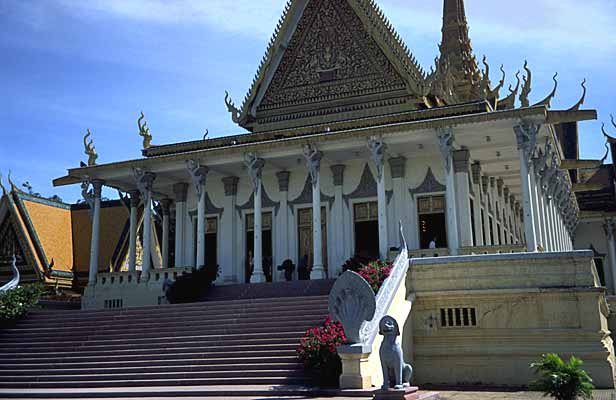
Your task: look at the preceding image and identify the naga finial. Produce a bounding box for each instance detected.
[602,122,613,139]
[568,79,587,111]
[533,72,558,108]
[601,141,610,164]
[610,114,616,130]
[0,172,6,196]
[224,91,241,124]
[138,112,153,149]
[519,60,532,108]
[83,129,98,166]
[203,129,209,140]
[7,170,16,191]
[479,55,491,98]
[488,65,506,101]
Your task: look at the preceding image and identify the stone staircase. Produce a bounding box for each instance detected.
[0,280,345,398]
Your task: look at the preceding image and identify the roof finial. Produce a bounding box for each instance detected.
[224,91,241,124]
[611,114,616,130]
[533,72,558,108]
[138,112,153,149]
[568,79,587,111]
[7,170,16,191]
[519,61,532,108]
[497,70,520,110]
[83,129,98,167]
[203,129,209,140]
[0,172,7,196]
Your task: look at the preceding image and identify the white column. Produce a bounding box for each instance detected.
[84,179,104,285]
[453,149,473,247]
[304,144,326,279]
[489,177,500,245]
[161,199,171,269]
[173,183,188,268]
[438,128,460,255]
[135,169,156,280]
[331,165,346,275]
[368,136,389,259]
[245,153,267,283]
[276,171,291,279]
[471,162,484,246]
[605,220,616,292]
[482,177,492,246]
[514,122,539,252]
[221,176,239,283]
[530,171,544,250]
[503,189,512,244]
[127,191,140,272]
[187,160,209,269]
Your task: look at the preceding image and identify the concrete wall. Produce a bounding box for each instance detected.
[406,251,616,388]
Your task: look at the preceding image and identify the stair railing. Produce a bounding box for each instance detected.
[0,254,20,293]
[329,221,411,388]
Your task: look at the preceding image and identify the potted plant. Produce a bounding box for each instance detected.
[530,353,594,400]
[297,317,347,388]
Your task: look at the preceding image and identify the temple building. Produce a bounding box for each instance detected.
[13,0,612,390]
[54,0,594,293]
[0,176,155,291]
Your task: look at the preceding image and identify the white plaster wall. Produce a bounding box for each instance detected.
[175,155,450,284]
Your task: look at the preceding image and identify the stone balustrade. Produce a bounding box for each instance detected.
[408,248,449,259]
[459,244,525,255]
[84,267,194,310]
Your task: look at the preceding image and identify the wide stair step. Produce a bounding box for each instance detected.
[0,281,336,398]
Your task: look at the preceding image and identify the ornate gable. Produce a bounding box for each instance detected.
[232,0,428,132]
[259,0,407,111]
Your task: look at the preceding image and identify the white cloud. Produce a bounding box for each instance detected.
[57,0,285,39]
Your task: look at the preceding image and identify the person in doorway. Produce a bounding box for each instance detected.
[429,237,437,249]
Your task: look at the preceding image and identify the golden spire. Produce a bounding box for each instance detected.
[438,0,481,102]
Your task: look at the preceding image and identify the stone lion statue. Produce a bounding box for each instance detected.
[379,315,413,390]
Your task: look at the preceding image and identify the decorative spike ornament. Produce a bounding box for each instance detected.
[568,79,587,111]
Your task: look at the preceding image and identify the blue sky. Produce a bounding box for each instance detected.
[1,0,615,203]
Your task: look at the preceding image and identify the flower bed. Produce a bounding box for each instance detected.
[342,256,393,293]
[297,317,347,388]
[0,283,45,326]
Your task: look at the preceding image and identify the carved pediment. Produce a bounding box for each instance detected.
[258,0,407,112]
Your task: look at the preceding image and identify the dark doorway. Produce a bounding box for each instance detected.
[417,195,447,249]
[245,212,273,283]
[297,207,327,280]
[419,213,447,249]
[353,202,379,260]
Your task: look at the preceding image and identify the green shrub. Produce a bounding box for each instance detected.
[0,283,45,324]
[530,353,594,400]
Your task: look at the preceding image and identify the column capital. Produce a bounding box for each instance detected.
[489,177,496,189]
[514,120,541,165]
[367,136,387,181]
[497,179,504,197]
[388,157,406,179]
[437,127,455,171]
[160,199,171,216]
[134,168,156,197]
[471,161,482,185]
[604,219,616,241]
[481,176,489,194]
[129,190,141,207]
[245,152,265,190]
[452,149,470,173]
[186,160,209,198]
[330,164,346,186]
[303,145,322,188]
[222,176,240,196]
[504,187,510,203]
[173,182,189,202]
[276,171,290,192]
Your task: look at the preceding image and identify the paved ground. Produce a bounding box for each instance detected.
[438,390,616,400]
[12,390,616,399]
